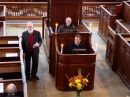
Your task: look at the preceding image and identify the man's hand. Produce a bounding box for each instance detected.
[33,42,40,48]
[35,43,40,47]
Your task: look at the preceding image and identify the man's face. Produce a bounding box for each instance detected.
[74,37,81,45]
[66,18,72,27]
[27,24,33,32]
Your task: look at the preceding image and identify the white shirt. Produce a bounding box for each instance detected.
[28,30,33,34]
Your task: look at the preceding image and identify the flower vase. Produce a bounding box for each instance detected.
[76,91,81,97]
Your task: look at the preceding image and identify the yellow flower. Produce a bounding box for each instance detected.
[75,79,81,84]
[76,83,82,90]
[69,82,73,88]
[84,78,89,83]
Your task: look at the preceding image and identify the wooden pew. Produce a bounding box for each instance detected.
[0,80,24,97]
[0,36,20,47]
[106,26,117,70]
[98,5,117,42]
[98,1,130,41]
[0,61,27,97]
[0,63,27,97]
[105,1,130,70]
[0,47,20,62]
[0,61,22,79]
[115,33,130,90]
[53,32,96,91]
[0,49,27,97]
[0,36,27,97]
[114,2,130,34]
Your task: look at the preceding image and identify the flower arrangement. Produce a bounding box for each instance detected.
[65,69,89,97]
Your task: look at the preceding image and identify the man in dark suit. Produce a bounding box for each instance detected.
[22,22,42,80]
[6,83,20,97]
[67,34,86,54]
[57,17,75,32]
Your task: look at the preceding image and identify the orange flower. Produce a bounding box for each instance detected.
[65,74,89,91]
[69,77,74,82]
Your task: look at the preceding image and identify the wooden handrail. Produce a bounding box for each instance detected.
[82,22,90,32]
[118,34,130,46]
[116,20,130,33]
[100,5,112,15]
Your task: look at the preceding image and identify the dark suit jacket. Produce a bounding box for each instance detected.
[22,30,42,55]
[67,42,86,54]
[57,23,75,32]
[6,95,20,97]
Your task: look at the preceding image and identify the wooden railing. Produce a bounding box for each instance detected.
[0,2,47,20]
[0,2,122,20]
[82,2,121,19]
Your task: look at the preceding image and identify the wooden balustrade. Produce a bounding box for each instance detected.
[0,2,124,20]
[82,2,120,19]
[0,2,47,20]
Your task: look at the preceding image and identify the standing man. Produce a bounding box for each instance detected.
[22,22,42,80]
[57,17,75,32]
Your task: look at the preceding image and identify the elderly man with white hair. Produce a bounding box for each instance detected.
[6,83,19,97]
[57,17,75,32]
[22,22,42,80]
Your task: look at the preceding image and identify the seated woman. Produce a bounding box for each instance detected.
[57,17,75,32]
[67,34,87,54]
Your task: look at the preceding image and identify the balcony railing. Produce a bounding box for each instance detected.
[0,2,121,20]
[82,2,121,19]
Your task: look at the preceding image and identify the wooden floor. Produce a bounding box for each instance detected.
[6,21,130,97]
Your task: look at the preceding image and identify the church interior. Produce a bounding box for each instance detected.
[0,0,130,97]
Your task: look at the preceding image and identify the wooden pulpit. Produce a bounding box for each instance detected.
[53,32,96,91]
